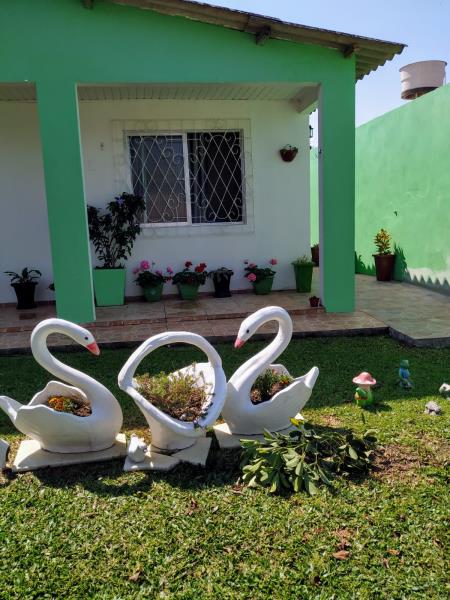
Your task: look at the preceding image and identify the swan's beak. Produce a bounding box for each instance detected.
[86,341,100,356]
[234,337,245,349]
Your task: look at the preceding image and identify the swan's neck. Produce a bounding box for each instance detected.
[31,324,103,398]
[230,312,293,389]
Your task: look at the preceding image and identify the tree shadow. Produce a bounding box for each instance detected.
[393,244,408,282]
[355,251,375,276]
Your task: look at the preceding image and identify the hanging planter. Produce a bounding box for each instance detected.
[279,145,298,162]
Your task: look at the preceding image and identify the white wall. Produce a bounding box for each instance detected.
[0,103,53,303]
[0,99,310,303]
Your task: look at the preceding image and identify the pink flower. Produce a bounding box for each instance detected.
[140,260,150,271]
[132,267,139,275]
[185,261,192,268]
[167,265,174,275]
[269,258,278,266]
[155,270,163,276]
[248,263,257,269]
[247,273,257,282]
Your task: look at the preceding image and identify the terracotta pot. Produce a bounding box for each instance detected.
[373,254,395,281]
[311,245,319,266]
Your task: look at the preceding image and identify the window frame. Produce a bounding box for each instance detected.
[112,118,254,238]
[126,129,246,228]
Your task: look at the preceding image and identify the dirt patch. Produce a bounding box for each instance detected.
[373,444,428,484]
[318,415,343,428]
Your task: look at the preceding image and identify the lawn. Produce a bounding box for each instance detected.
[0,336,448,599]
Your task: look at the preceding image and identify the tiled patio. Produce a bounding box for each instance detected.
[0,273,448,353]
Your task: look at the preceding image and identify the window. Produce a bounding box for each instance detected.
[128,131,244,225]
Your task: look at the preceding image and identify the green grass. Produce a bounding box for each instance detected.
[0,336,449,599]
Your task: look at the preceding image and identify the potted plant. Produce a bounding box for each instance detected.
[172,261,208,301]
[309,295,321,308]
[4,267,41,309]
[133,260,173,302]
[87,192,145,306]
[208,267,234,298]
[373,229,396,281]
[244,259,277,295]
[291,255,314,293]
[311,243,319,266]
[279,145,298,162]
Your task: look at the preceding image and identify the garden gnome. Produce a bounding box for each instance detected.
[353,372,376,408]
[127,434,148,463]
[439,383,450,399]
[398,359,413,389]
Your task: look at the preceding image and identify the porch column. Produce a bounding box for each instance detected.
[318,77,355,312]
[36,80,95,323]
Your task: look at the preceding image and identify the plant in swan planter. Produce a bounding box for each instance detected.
[217,306,319,440]
[0,319,124,471]
[118,332,227,455]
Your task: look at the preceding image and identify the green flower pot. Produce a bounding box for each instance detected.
[92,268,126,306]
[252,276,274,295]
[293,263,314,293]
[178,283,200,301]
[142,282,164,303]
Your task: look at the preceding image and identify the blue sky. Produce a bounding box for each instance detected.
[206,0,449,127]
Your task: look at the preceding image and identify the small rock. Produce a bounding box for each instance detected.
[127,434,148,463]
[424,401,441,416]
[439,383,450,399]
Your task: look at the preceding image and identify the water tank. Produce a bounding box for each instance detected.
[400,60,447,100]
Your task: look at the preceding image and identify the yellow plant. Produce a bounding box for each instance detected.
[374,229,392,255]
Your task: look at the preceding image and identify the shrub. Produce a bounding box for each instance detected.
[241,419,377,495]
[374,229,392,255]
[250,368,293,404]
[172,261,208,286]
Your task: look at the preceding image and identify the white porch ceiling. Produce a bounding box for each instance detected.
[0,82,317,103]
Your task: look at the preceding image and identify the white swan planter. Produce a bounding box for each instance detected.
[118,331,227,470]
[0,319,125,471]
[215,306,319,447]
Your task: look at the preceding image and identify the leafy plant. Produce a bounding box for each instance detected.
[4,268,41,284]
[291,254,314,266]
[250,368,293,404]
[244,259,277,283]
[87,193,145,269]
[135,367,212,423]
[374,229,392,255]
[172,261,208,286]
[241,419,377,495]
[312,243,319,249]
[134,260,173,288]
[208,267,234,282]
[47,395,91,417]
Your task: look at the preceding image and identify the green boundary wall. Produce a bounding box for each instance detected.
[311,83,450,292]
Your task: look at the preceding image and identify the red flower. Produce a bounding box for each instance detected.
[185,261,192,268]
[195,262,206,273]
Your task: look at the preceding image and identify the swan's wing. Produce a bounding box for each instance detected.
[15,404,88,440]
[29,381,88,406]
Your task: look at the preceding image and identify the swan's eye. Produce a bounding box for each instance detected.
[84,336,89,341]
[246,329,250,334]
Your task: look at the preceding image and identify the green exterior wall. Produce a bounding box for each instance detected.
[311,82,450,291]
[0,0,356,320]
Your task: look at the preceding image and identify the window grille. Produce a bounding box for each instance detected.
[128,130,245,226]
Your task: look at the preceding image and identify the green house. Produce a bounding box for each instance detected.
[0,0,404,322]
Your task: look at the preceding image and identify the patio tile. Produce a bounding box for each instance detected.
[0,275,448,352]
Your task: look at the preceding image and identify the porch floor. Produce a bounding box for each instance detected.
[0,273,448,353]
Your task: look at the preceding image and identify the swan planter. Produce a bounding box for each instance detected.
[118,331,227,471]
[0,319,125,472]
[214,306,319,448]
